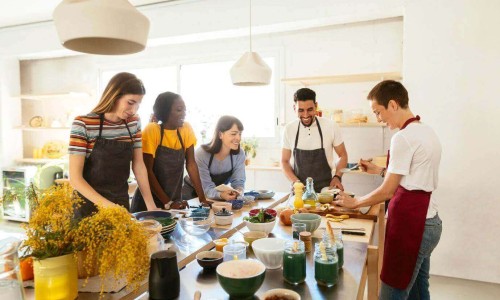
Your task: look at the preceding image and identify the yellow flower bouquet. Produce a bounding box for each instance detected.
[241,138,258,159]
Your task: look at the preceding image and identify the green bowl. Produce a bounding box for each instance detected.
[290,213,321,233]
[216,259,266,299]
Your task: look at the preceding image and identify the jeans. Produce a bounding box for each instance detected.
[380,214,442,300]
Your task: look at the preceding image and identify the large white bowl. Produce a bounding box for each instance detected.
[244,219,276,234]
[251,238,286,269]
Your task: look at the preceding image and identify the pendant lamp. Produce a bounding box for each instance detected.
[53,0,150,55]
[230,0,271,86]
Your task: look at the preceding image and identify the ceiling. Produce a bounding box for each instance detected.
[0,0,181,29]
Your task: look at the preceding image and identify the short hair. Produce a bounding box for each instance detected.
[367,80,408,109]
[153,92,181,123]
[294,88,316,103]
[92,72,145,114]
[202,115,244,155]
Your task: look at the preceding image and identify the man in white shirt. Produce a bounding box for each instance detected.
[281,88,348,192]
[334,80,442,300]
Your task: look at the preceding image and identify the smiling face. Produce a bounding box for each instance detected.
[165,97,186,128]
[109,94,143,121]
[219,124,242,151]
[294,100,317,127]
[370,99,397,129]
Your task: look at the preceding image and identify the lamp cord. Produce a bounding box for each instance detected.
[249,0,252,52]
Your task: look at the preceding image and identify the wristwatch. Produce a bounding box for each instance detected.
[333,175,342,183]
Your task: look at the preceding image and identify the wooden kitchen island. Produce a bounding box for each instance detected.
[21,192,384,300]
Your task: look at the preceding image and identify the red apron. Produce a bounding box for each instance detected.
[380,115,432,289]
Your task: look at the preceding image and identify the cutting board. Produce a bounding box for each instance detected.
[303,205,378,221]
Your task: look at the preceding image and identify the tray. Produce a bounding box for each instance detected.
[304,206,378,221]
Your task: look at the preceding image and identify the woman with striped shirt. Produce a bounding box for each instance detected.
[69,72,157,218]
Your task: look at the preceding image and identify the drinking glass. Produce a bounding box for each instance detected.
[0,241,25,300]
[223,243,246,261]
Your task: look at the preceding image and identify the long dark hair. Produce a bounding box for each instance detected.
[153,91,180,123]
[202,115,244,155]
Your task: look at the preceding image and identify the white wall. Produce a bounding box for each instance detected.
[403,0,500,283]
[0,0,499,284]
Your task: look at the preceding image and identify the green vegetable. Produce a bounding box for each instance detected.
[243,209,276,223]
[153,217,175,227]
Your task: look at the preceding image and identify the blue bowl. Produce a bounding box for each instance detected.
[231,200,244,210]
[190,207,210,218]
[132,210,172,220]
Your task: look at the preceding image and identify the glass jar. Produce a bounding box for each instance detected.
[0,241,25,300]
[283,240,306,285]
[34,254,78,300]
[302,177,318,207]
[314,242,339,287]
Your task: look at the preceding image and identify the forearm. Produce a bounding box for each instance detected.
[70,174,115,207]
[335,153,348,177]
[281,161,299,182]
[132,162,159,210]
[356,173,399,208]
[186,163,207,202]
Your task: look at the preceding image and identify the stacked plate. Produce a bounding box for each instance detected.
[132,210,177,239]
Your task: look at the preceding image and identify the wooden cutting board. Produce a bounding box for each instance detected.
[303,205,378,221]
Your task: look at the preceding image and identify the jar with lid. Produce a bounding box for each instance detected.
[314,241,339,287]
[283,240,306,285]
[302,177,318,207]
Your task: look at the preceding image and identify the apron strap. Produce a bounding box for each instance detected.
[159,122,165,147]
[294,117,324,149]
[123,119,134,144]
[208,153,234,172]
[177,129,185,152]
[158,123,185,152]
[99,114,104,138]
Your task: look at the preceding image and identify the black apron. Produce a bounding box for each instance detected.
[293,117,332,193]
[74,114,134,219]
[182,153,234,200]
[131,123,186,212]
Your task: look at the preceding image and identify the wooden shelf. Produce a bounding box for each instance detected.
[14,126,71,131]
[338,122,386,127]
[15,158,63,164]
[281,72,402,86]
[19,93,91,101]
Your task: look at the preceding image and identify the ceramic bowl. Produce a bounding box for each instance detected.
[216,259,266,299]
[230,199,244,210]
[245,219,276,234]
[318,193,334,204]
[214,214,233,226]
[132,210,172,220]
[251,190,275,199]
[251,238,287,269]
[179,216,214,236]
[261,288,301,300]
[212,202,233,214]
[290,213,321,233]
[243,231,268,246]
[196,251,224,270]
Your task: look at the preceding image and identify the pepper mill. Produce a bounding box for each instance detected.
[149,250,180,300]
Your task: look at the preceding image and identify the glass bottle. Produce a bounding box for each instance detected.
[283,240,306,285]
[314,241,339,287]
[293,181,304,209]
[334,229,344,269]
[302,177,318,207]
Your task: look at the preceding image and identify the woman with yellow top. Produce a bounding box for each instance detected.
[131,92,209,211]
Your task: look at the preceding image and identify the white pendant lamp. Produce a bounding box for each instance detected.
[230,0,271,86]
[53,0,150,55]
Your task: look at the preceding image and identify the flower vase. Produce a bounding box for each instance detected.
[34,254,78,300]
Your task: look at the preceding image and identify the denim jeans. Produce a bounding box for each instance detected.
[380,214,442,300]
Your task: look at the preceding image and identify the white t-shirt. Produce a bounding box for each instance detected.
[282,117,344,173]
[388,122,441,218]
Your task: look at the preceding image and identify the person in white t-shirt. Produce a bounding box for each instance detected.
[333,80,442,300]
[281,88,348,192]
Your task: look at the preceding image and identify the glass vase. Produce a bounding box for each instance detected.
[34,254,78,300]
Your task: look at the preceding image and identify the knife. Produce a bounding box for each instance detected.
[342,230,366,236]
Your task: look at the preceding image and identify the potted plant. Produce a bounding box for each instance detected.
[21,184,80,300]
[241,138,258,165]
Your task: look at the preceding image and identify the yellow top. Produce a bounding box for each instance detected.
[142,122,197,158]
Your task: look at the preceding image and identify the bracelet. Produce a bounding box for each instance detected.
[333,175,342,183]
[380,167,387,178]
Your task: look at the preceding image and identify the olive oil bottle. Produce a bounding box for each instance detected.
[302,177,318,207]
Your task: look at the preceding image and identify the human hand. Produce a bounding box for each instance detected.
[359,158,383,175]
[329,177,344,191]
[147,206,162,211]
[170,201,188,209]
[200,201,212,208]
[333,191,359,209]
[220,190,239,200]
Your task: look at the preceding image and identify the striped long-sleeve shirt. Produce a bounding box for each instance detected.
[69,113,142,157]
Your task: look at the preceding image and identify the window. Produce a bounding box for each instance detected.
[180,58,276,144]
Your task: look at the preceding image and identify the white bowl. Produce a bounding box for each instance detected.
[261,288,301,300]
[215,214,233,226]
[212,202,233,213]
[251,238,286,269]
[244,219,276,234]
